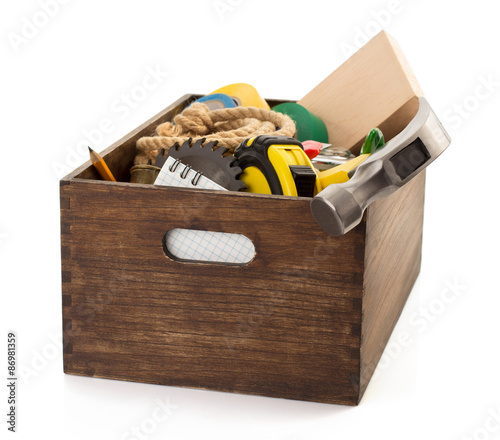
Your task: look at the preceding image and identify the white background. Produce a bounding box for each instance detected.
[1,1,499,439]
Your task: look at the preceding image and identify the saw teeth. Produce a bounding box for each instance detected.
[232,169,244,179]
[166,137,245,191]
[204,140,218,150]
[154,147,169,168]
[192,138,205,149]
[222,154,237,164]
[181,138,192,149]
[231,165,243,175]
[217,147,230,156]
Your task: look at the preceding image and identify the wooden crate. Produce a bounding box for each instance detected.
[60,32,426,405]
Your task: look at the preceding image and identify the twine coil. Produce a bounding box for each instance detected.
[134,103,296,165]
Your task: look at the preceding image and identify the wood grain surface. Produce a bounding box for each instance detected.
[359,172,425,401]
[60,31,427,405]
[61,179,366,405]
[298,31,422,154]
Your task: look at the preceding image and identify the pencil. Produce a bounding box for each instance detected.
[88,147,116,181]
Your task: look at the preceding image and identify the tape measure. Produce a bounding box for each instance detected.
[209,83,270,110]
[234,130,387,198]
[234,135,321,197]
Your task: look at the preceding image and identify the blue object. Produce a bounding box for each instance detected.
[189,93,237,111]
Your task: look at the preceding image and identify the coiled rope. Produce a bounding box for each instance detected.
[134,102,296,165]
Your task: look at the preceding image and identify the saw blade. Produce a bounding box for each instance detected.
[165,138,245,192]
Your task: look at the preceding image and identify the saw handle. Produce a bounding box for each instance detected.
[310,97,451,236]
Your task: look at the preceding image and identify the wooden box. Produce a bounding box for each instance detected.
[60,32,427,405]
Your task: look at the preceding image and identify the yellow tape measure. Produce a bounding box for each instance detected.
[234,136,321,197]
[234,135,374,197]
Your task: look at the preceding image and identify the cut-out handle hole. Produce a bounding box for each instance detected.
[163,229,255,265]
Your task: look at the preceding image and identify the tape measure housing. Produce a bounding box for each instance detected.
[234,135,321,197]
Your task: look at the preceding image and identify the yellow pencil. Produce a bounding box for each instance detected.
[88,147,116,181]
